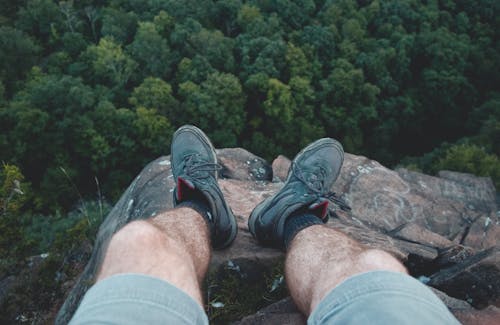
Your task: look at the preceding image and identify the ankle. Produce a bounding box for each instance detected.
[284,212,323,250]
[177,199,213,227]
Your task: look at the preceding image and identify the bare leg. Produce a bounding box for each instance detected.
[97,207,210,306]
[285,225,407,315]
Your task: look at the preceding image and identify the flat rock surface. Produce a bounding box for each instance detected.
[56,148,499,324]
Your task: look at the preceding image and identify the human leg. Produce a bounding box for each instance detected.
[70,125,237,324]
[94,124,237,304]
[249,138,459,324]
[69,207,211,325]
[285,225,406,314]
[96,207,211,305]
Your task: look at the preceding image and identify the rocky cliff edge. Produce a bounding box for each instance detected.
[56,148,500,324]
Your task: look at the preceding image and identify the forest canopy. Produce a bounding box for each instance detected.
[0,0,499,213]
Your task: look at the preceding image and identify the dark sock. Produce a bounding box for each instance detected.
[177,190,214,233]
[283,212,323,250]
[177,199,210,218]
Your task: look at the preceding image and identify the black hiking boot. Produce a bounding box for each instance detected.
[248,138,351,250]
[171,125,237,249]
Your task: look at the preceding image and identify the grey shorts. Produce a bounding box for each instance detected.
[70,271,459,324]
[308,271,459,324]
[69,274,209,324]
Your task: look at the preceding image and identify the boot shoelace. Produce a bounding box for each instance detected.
[183,153,222,179]
[292,161,351,211]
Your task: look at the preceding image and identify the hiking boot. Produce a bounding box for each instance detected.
[248,138,350,249]
[171,125,237,249]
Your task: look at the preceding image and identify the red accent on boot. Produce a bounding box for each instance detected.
[315,201,329,219]
[177,177,194,201]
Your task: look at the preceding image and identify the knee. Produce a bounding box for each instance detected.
[358,249,408,274]
[109,220,165,250]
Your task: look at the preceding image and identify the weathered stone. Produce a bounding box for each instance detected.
[437,170,497,211]
[329,219,438,261]
[234,297,305,325]
[217,148,272,181]
[390,222,454,249]
[271,155,291,182]
[453,305,500,325]
[430,287,473,311]
[429,247,500,308]
[412,288,500,325]
[462,213,500,250]
[278,153,496,249]
[56,148,499,324]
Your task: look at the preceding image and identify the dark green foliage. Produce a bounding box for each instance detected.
[82,37,138,88]
[129,77,179,117]
[16,0,64,44]
[0,26,39,97]
[2,0,497,212]
[100,7,138,44]
[179,72,246,146]
[126,21,172,79]
[0,199,110,324]
[433,144,500,187]
[0,164,31,264]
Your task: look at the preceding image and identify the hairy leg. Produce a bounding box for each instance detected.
[285,225,407,315]
[96,207,210,306]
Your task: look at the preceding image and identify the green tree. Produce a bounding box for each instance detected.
[58,0,83,34]
[134,107,173,156]
[211,0,242,36]
[129,77,179,118]
[61,32,88,58]
[176,55,216,84]
[285,42,312,79]
[0,0,23,24]
[153,10,175,37]
[100,7,138,44]
[272,0,315,30]
[250,76,323,158]
[83,37,138,88]
[0,27,39,97]
[179,72,246,146]
[433,144,500,188]
[236,4,262,31]
[238,36,287,79]
[319,59,379,152]
[292,25,337,62]
[3,72,96,209]
[127,21,172,79]
[187,28,235,72]
[16,0,64,44]
[0,164,29,217]
[169,18,202,54]
[0,164,31,268]
[264,78,295,122]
